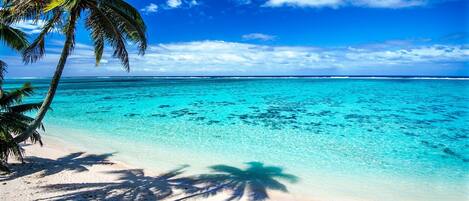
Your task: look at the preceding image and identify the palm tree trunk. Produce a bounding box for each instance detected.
[13,14,78,144]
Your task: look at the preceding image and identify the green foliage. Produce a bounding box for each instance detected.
[0,9,29,81]
[0,0,147,164]
[0,83,43,172]
[0,23,29,51]
[0,60,6,81]
[2,0,147,148]
[2,0,147,71]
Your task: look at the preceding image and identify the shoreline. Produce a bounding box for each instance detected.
[2,131,467,201]
[1,135,309,201]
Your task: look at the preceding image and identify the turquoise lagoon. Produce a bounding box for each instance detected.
[4,77,469,200]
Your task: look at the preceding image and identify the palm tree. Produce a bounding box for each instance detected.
[177,162,299,201]
[2,0,147,143]
[0,5,40,172]
[0,83,43,172]
[0,19,29,96]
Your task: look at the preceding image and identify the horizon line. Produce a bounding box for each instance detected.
[5,75,469,79]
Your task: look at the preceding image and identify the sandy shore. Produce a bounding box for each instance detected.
[1,135,464,201]
[0,137,311,201]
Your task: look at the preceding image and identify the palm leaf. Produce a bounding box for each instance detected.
[7,0,147,159]
[8,102,43,113]
[101,0,147,54]
[92,34,104,66]
[0,84,43,172]
[0,127,24,162]
[0,60,6,81]
[0,23,29,51]
[0,83,34,108]
[44,0,68,12]
[0,0,47,23]
[86,7,129,71]
[23,9,62,64]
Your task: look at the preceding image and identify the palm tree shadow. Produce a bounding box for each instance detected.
[0,152,114,181]
[38,165,200,201]
[178,162,299,201]
[6,159,298,201]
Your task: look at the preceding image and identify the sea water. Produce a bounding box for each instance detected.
[3,77,468,201]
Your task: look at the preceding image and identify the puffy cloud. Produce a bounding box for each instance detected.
[141,3,158,13]
[233,0,253,5]
[3,40,467,76]
[351,0,426,8]
[189,0,199,6]
[263,0,427,8]
[167,0,183,8]
[265,0,343,8]
[145,0,196,10]
[344,45,468,66]
[11,20,46,34]
[242,33,277,41]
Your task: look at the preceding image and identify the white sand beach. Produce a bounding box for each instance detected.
[0,137,311,201]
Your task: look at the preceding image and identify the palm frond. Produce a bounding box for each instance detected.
[86,7,129,71]
[101,0,147,55]
[0,1,147,173]
[44,0,68,12]
[93,34,104,66]
[0,127,24,163]
[0,84,43,172]
[83,0,147,71]
[0,112,44,136]
[0,0,47,23]
[8,102,43,113]
[0,60,6,81]
[0,83,34,108]
[23,9,63,64]
[0,23,29,51]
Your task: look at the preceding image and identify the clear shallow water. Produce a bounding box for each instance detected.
[4,77,469,200]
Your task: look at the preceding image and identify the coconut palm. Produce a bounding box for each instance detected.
[1,0,147,143]
[0,5,41,172]
[177,162,299,201]
[0,83,43,172]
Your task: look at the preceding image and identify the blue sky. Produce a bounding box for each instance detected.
[1,0,468,76]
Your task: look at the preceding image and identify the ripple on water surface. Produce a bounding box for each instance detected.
[5,78,468,201]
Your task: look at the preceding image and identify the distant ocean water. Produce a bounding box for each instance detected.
[4,77,469,201]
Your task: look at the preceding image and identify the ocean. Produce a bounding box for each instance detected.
[4,77,468,201]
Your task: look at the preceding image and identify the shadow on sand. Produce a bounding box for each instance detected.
[2,152,299,201]
[177,162,299,201]
[37,166,199,201]
[0,152,113,181]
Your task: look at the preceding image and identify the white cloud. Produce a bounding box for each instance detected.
[167,0,182,8]
[141,0,198,11]
[4,40,466,76]
[264,0,427,8]
[11,20,46,34]
[233,0,253,5]
[189,0,199,6]
[344,45,468,66]
[265,0,343,8]
[351,0,426,8]
[141,3,158,13]
[242,33,277,41]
